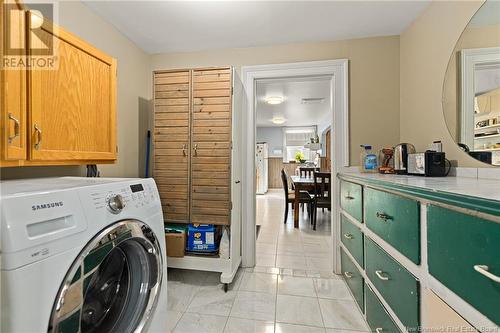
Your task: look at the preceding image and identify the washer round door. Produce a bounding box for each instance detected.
[48,220,163,333]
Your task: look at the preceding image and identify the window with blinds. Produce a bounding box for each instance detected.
[282,127,317,162]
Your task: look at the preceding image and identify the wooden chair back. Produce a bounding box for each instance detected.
[313,172,331,200]
[300,167,319,178]
[281,169,289,198]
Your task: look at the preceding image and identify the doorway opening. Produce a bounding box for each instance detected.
[254,75,333,271]
[241,60,349,274]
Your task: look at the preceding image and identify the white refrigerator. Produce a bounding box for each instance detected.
[255,143,269,195]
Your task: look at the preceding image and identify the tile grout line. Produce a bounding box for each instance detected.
[313,277,328,329]
[274,267,279,333]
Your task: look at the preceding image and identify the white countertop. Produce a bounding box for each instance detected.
[340,171,500,202]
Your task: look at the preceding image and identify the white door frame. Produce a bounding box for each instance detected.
[240,59,349,273]
[460,47,500,147]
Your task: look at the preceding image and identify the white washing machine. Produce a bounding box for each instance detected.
[0,177,167,333]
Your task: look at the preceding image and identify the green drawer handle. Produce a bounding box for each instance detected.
[343,233,354,240]
[344,271,353,279]
[376,212,392,222]
[376,328,383,333]
[345,195,355,200]
[474,265,500,283]
[375,270,390,281]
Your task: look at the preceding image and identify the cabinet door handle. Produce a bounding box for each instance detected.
[8,113,20,143]
[34,124,42,150]
[343,233,354,240]
[344,271,353,279]
[474,265,500,283]
[376,328,383,333]
[182,144,187,156]
[375,270,390,281]
[345,195,355,200]
[376,212,392,221]
[193,144,198,156]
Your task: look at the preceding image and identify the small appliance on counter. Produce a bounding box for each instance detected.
[378,148,395,174]
[394,143,416,174]
[407,151,449,177]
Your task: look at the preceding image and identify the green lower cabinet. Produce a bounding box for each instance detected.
[341,247,364,312]
[340,180,363,222]
[341,214,364,267]
[427,205,500,325]
[365,237,419,330]
[365,284,401,333]
[364,187,420,264]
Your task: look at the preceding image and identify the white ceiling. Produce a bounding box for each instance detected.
[256,76,331,128]
[83,1,430,54]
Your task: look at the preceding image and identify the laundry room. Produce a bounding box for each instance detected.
[1,1,500,333]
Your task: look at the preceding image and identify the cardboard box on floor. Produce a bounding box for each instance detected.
[165,232,185,257]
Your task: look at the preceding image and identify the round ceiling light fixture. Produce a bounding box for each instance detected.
[265,96,284,105]
[271,116,286,125]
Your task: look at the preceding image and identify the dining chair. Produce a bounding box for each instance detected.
[281,169,314,224]
[312,172,331,230]
[299,167,320,178]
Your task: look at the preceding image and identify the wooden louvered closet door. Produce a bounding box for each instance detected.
[153,70,191,223]
[191,68,232,225]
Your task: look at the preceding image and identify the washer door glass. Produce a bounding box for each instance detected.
[48,220,162,333]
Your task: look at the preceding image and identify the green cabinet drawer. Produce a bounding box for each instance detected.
[341,247,364,312]
[341,214,364,267]
[427,205,500,325]
[340,180,363,222]
[365,284,401,333]
[365,237,419,330]
[364,188,420,264]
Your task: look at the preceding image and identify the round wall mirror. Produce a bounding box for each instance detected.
[443,0,500,166]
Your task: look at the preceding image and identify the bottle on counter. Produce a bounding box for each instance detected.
[360,145,378,173]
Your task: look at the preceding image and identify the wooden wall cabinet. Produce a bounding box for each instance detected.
[1,1,27,162]
[1,8,117,167]
[153,67,233,225]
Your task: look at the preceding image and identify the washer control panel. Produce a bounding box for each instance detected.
[89,181,158,212]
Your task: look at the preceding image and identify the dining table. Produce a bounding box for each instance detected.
[289,175,316,228]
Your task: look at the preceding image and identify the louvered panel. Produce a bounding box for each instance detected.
[190,68,232,225]
[154,70,191,223]
[155,83,189,92]
[193,104,230,112]
[193,119,231,127]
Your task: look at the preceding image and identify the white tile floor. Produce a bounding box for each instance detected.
[166,189,368,332]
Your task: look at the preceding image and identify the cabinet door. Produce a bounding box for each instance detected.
[191,67,232,225]
[1,2,27,161]
[153,70,191,223]
[28,12,116,161]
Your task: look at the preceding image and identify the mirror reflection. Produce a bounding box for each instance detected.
[443,0,500,166]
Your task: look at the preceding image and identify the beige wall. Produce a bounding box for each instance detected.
[0,0,151,180]
[400,0,490,167]
[151,36,401,165]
